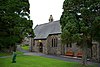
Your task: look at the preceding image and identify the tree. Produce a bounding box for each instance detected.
[0,0,34,52]
[60,0,100,65]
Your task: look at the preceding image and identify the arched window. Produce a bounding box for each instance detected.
[54,39,56,47]
[52,39,53,47]
[66,43,72,48]
[67,44,68,47]
[70,43,72,48]
[55,37,58,47]
[52,37,58,47]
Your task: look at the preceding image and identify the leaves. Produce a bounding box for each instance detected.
[60,0,100,45]
[60,0,100,64]
[92,16,100,41]
[0,0,34,48]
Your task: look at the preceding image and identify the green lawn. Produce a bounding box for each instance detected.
[0,55,98,67]
[0,53,12,57]
[0,51,23,57]
[16,51,24,55]
[21,45,29,50]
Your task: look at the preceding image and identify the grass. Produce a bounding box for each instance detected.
[16,51,24,55]
[0,51,23,57]
[21,45,29,50]
[0,55,98,67]
[0,52,12,57]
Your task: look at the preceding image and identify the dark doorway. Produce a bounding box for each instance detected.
[39,43,43,52]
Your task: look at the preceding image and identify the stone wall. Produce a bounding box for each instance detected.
[33,39,47,54]
[47,34,62,55]
[63,43,81,56]
[29,38,34,51]
[93,42,100,62]
[97,43,100,62]
[33,36,100,62]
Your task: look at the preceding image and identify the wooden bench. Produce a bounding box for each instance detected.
[77,52,82,57]
[66,51,74,56]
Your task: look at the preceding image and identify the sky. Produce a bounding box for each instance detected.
[29,0,64,28]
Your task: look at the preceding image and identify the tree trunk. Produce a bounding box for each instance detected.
[98,42,100,62]
[0,46,1,51]
[82,41,88,65]
[90,46,92,59]
[9,45,13,53]
[13,45,17,52]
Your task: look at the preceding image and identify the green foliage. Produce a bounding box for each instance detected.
[60,0,100,45]
[0,0,34,49]
[92,16,100,42]
[60,0,100,65]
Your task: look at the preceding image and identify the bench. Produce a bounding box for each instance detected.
[77,52,82,57]
[66,51,74,56]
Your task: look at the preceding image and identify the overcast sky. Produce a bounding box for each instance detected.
[29,0,64,28]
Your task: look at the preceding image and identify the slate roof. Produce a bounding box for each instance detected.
[34,20,61,40]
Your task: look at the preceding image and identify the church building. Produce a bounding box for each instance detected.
[32,15,100,62]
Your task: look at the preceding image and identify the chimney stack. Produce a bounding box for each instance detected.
[49,15,53,22]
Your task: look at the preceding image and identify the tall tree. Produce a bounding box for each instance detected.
[0,0,34,52]
[60,0,100,65]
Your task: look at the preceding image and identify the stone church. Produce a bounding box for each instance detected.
[32,15,100,62]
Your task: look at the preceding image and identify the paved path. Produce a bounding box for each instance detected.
[0,56,11,58]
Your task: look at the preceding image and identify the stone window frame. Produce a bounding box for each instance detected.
[52,37,58,47]
[55,37,58,47]
[66,43,72,48]
[69,43,72,48]
[52,39,54,47]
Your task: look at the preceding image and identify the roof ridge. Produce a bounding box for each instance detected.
[33,24,38,30]
[34,20,61,39]
[34,20,60,27]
